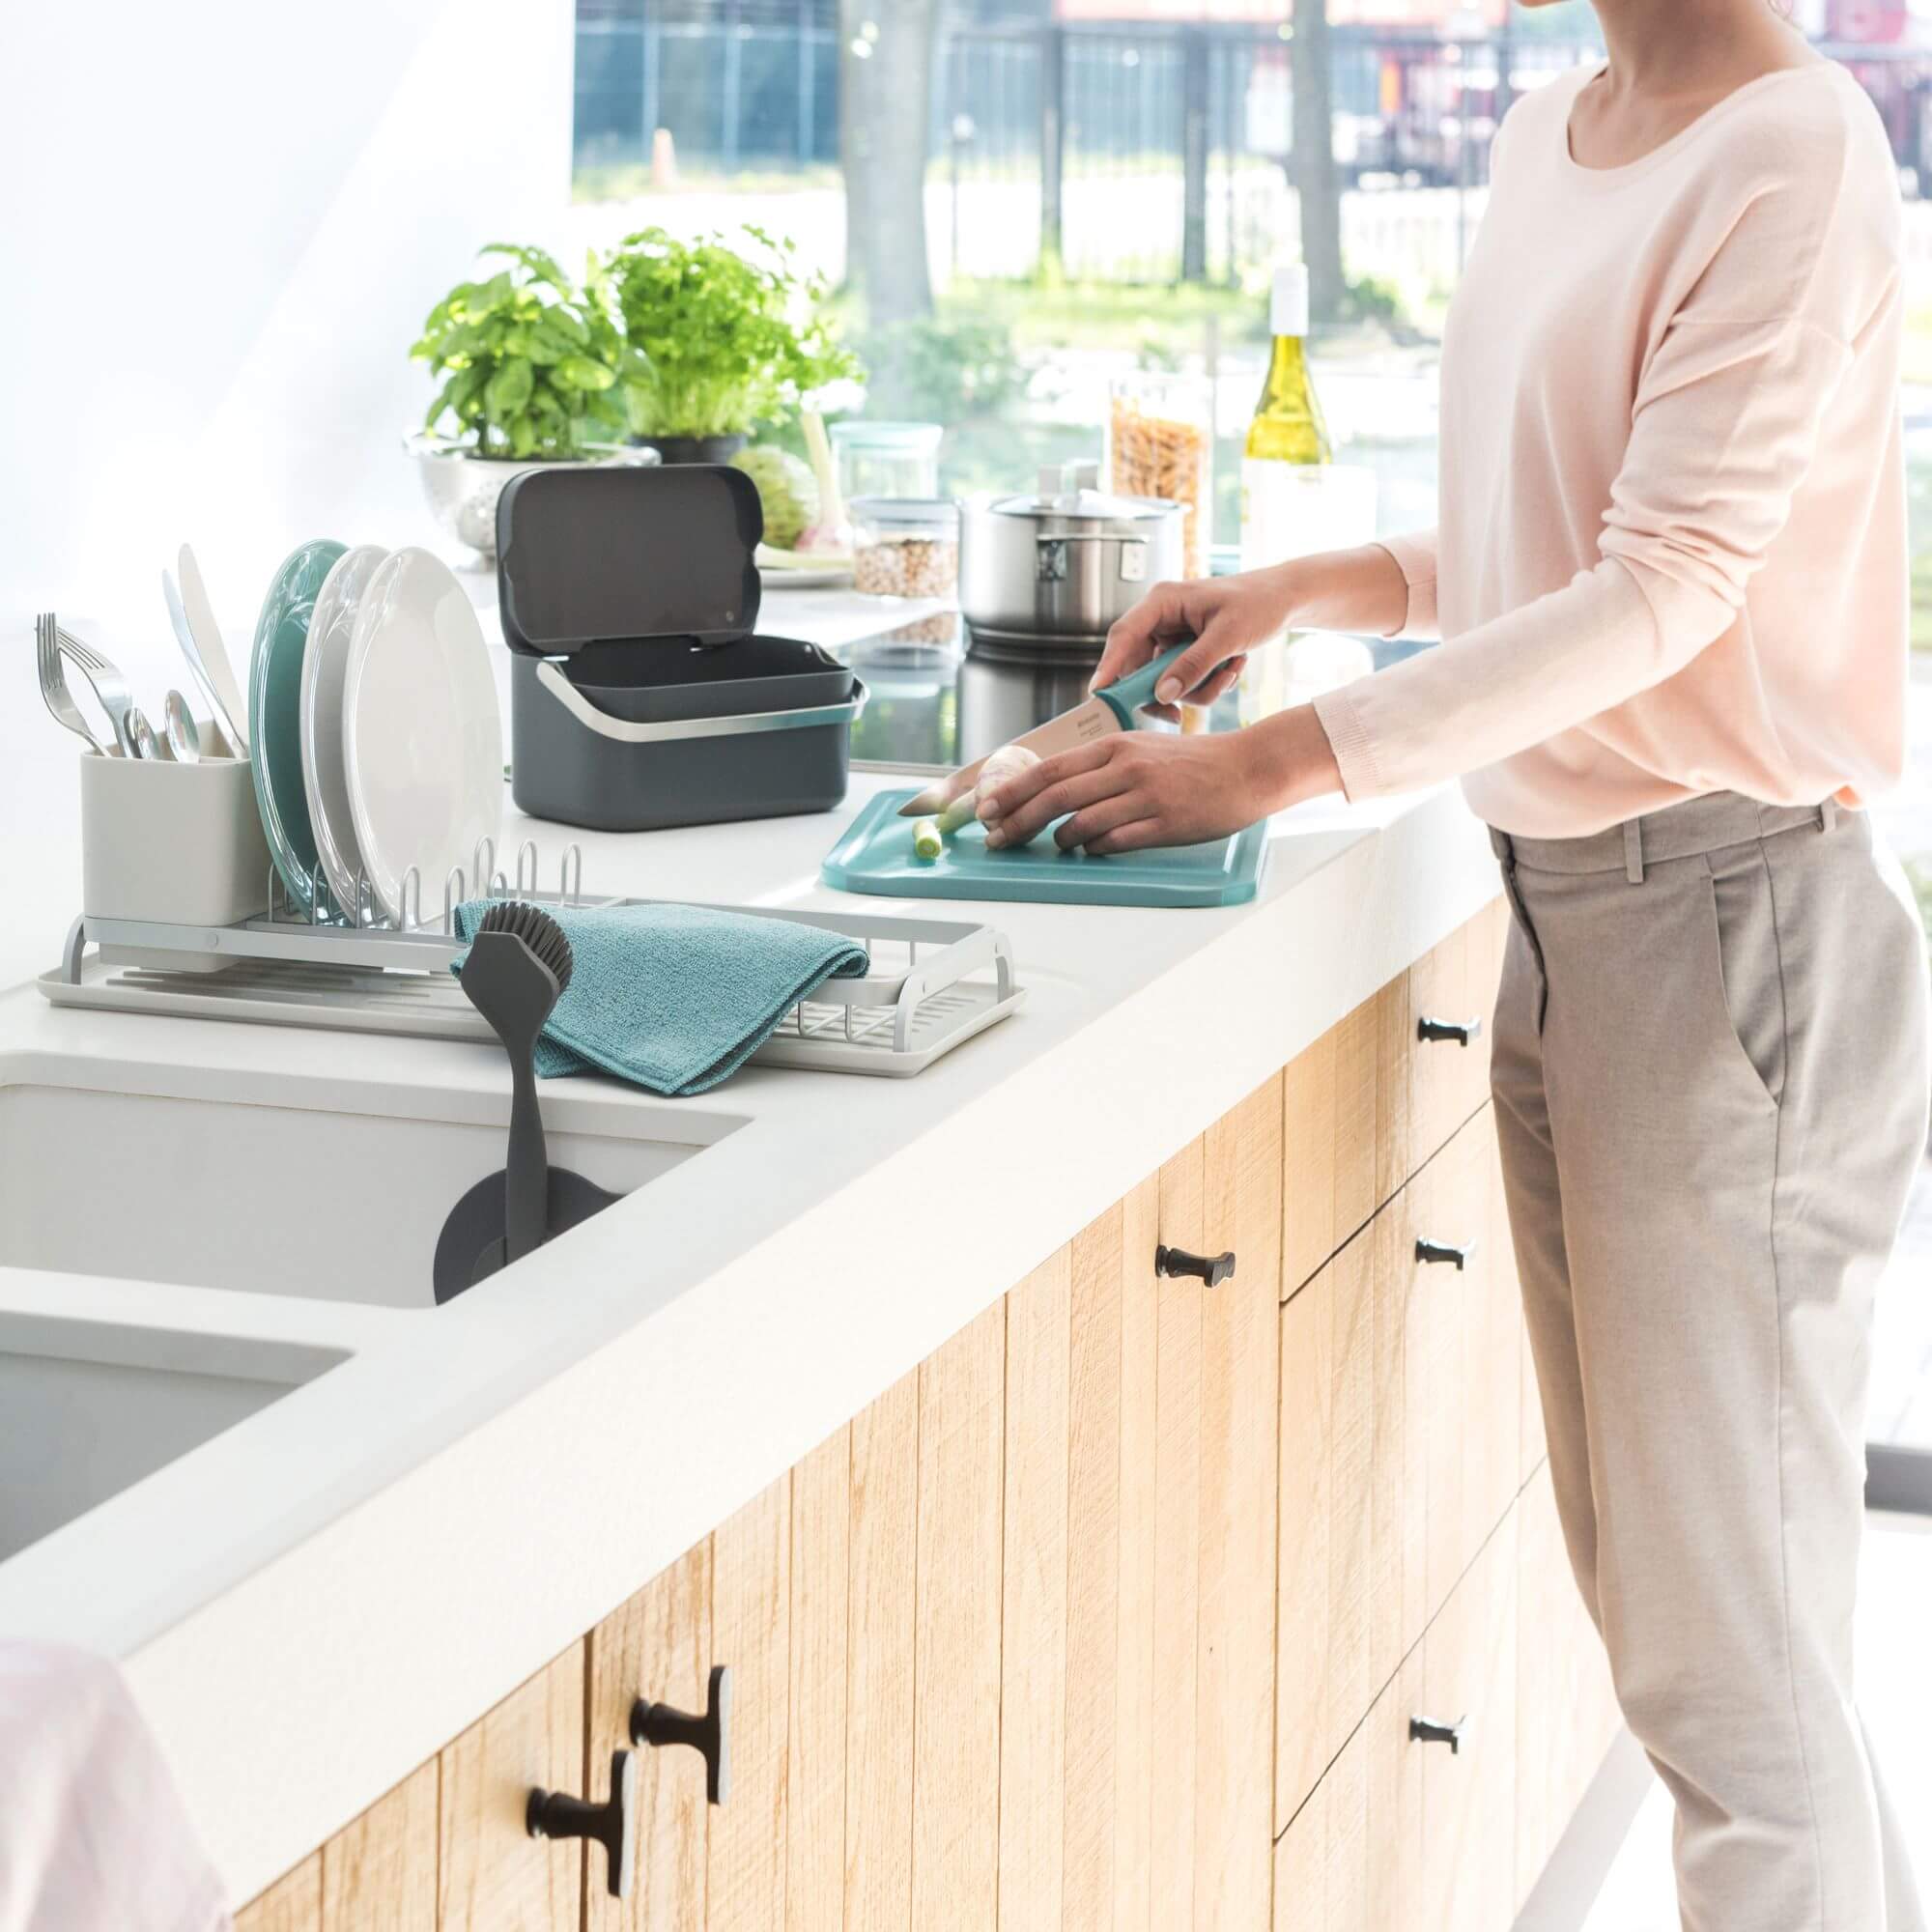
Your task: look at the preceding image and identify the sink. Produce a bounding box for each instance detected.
[0,1306,348,1564]
[0,1068,739,1309]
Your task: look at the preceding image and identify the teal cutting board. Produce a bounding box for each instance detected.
[821,787,1269,908]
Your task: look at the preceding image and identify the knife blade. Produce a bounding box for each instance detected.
[895,639,1195,817]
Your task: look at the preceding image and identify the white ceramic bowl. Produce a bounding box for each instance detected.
[405,434,657,562]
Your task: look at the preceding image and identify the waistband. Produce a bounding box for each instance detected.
[1489,793,1841,882]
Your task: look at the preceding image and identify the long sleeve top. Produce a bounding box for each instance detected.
[1310,59,1908,838]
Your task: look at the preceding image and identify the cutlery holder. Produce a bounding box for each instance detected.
[81,747,270,926]
[497,465,866,833]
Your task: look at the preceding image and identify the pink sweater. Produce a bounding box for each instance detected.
[1311,61,1908,838]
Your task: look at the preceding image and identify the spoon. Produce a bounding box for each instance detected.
[126,705,160,761]
[163,691,201,762]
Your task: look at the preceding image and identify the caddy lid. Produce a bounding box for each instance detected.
[496,463,764,657]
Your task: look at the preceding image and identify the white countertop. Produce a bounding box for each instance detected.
[0,583,1501,1901]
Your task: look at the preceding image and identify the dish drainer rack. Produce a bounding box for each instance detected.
[40,836,1025,1078]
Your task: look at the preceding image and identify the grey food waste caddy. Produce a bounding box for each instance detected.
[496,464,867,832]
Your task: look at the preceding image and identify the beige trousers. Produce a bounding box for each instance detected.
[1488,794,1930,1932]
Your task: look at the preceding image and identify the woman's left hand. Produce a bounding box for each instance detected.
[980,726,1271,855]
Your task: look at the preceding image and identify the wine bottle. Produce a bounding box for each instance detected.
[1238,263,1336,721]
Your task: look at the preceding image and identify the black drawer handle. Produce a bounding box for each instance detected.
[528,1747,638,1897]
[1408,1714,1468,1754]
[632,1662,732,1805]
[1155,1244,1236,1288]
[1415,1237,1475,1271]
[1417,1016,1484,1047]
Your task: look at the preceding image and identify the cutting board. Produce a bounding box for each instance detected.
[821,787,1269,908]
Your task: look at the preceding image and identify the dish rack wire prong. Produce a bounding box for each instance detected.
[44,840,1024,1078]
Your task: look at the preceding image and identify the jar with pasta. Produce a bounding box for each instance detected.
[1106,373,1213,580]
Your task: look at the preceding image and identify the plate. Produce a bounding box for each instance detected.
[342,546,503,925]
[299,544,388,914]
[249,538,347,912]
[760,566,854,591]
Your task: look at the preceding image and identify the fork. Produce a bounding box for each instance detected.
[35,613,106,753]
[54,623,141,757]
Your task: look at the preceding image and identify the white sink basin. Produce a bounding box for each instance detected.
[0,1304,350,1565]
[0,1065,740,1310]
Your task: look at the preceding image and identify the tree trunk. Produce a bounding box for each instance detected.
[839,0,937,328]
[1289,0,1345,324]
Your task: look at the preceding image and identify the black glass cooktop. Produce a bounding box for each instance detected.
[832,614,1214,776]
[828,612,1416,775]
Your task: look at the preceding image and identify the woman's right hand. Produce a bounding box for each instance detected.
[1091,564,1301,707]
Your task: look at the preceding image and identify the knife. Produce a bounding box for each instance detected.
[896,639,1194,817]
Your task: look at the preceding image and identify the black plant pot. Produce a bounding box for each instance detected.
[632,433,748,466]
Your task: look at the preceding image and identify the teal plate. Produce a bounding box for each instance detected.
[822,787,1269,908]
[249,538,347,912]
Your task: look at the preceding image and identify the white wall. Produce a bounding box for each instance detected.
[0,0,575,984]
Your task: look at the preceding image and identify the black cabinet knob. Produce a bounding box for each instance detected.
[1155,1244,1236,1288]
[1417,1015,1484,1047]
[631,1662,732,1805]
[1414,1237,1475,1271]
[527,1748,638,1897]
[1408,1714,1468,1754]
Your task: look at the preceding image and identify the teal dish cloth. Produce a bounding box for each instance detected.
[454,900,870,1095]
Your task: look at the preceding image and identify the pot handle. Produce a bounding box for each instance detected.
[534,660,868,746]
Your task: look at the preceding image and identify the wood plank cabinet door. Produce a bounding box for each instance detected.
[584,1474,791,1932]
[440,1645,586,1932]
[1196,1074,1284,1932]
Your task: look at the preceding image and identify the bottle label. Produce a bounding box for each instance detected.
[1237,462,1377,573]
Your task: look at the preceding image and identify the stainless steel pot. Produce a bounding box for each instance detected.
[958,461,1185,643]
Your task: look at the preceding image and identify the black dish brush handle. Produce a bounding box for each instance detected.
[457,906,574,1269]
[504,1024,550,1264]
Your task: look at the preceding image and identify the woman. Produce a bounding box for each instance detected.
[980,3,1931,1926]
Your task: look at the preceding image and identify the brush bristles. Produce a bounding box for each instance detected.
[477,900,574,994]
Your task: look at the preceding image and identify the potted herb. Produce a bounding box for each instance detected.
[407,243,647,562]
[601,226,859,464]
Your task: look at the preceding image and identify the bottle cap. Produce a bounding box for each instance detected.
[1270,263,1309,337]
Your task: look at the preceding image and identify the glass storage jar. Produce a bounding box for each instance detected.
[832,421,944,505]
[1105,373,1213,580]
[850,497,960,601]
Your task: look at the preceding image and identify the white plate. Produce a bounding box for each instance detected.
[342,547,503,925]
[299,543,388,913]
[759,566,854,591]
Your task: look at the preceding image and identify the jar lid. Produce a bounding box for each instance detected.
[830,420,945,450]
[849,495,959,526]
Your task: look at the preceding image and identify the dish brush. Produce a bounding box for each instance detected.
[459,901,575,1264]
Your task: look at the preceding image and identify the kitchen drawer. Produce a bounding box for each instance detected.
[1412,1112,1522,1624]
[1276,1104,1520,1841]
[1418,1512,1520,1932]
[1515,1463,1624,1912]
[440,1645,586,1932]
[1281,897,1506,1298]
[1272,1650,1425,1932]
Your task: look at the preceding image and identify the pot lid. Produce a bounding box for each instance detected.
[989,460,1177,523]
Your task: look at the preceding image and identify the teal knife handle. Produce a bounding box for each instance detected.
[1095,640,1197,729]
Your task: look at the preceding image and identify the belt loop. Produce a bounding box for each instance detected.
[1820,797,1839,835]
[1624,816,1644,885]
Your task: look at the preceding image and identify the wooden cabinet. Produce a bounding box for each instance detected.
[242,899,1630,1932]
